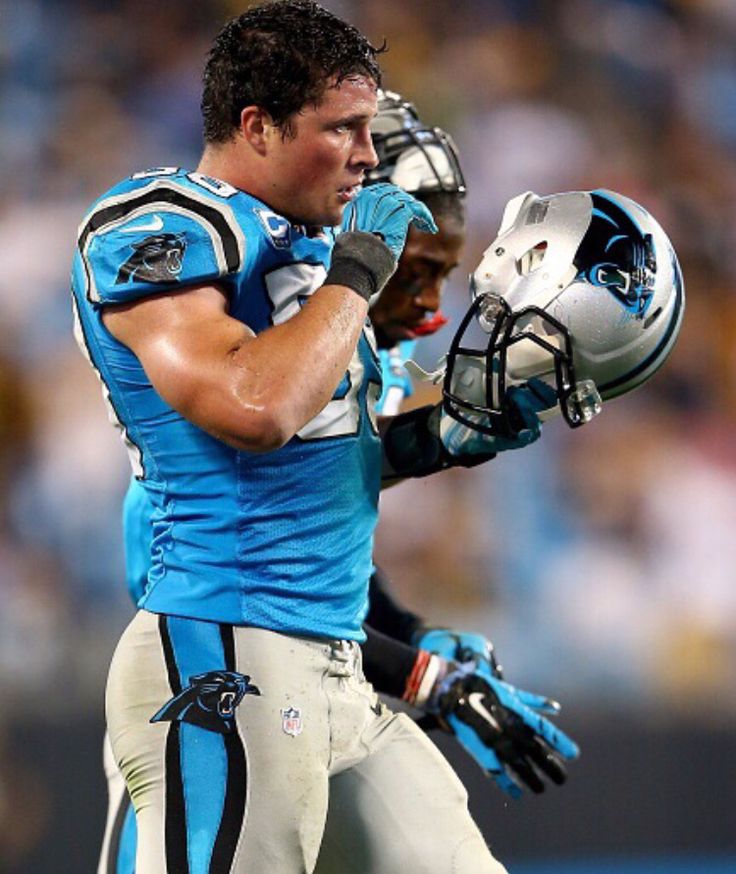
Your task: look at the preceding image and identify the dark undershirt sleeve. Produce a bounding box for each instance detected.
[364,566,424,644]
[361,624,420,698]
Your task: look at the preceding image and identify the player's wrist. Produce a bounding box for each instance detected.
[325,231,396,304]
[402,650,458,710]
[381,404,496,481]
[402,650,443,707]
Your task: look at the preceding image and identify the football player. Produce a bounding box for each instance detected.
[98,84,574,874]
[79,4,557,873]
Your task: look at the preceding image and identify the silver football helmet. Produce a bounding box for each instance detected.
[367,90,466,195]
[443,189,685,433]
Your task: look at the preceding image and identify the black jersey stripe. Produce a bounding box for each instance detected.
[78,185,242,274]
[164,722,190,874]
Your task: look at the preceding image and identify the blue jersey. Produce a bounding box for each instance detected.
[124,337,418,606]
[72,167,382,640]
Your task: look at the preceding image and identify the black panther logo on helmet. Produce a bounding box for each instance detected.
[574,192,656,318]
[115,233,186,285]
[150,670,261,735]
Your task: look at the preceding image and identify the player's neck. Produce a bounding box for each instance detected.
[197,143,246,191]
[197,143,288,218]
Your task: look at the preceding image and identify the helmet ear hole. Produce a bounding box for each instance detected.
[517,242,548,276]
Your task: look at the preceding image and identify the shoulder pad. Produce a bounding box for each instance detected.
[77,175,247,305]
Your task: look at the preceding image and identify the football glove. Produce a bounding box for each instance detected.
[439,378,557,458]
[341,182,438,260]
[413,628,502,677]
[432,663,580,799]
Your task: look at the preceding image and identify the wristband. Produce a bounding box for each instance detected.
[402,650,447,708]
[381,405,496,481]
[325,231,396,303]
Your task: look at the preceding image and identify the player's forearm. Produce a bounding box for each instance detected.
[216,231,394,449]
[220,285,369,449]
[361,625,422,698]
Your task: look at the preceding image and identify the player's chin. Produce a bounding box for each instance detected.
[306,205,343,229]
[325,199,348,228]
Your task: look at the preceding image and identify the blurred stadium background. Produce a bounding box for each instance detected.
[1,0,735,871]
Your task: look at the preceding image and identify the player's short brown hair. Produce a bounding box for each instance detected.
[202,0,384,143]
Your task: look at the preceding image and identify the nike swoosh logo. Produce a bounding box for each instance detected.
[467,692,502,731]
[120,214,164,234]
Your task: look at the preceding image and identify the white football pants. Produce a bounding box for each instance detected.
[106,609,507,874]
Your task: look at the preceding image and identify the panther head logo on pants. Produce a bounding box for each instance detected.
[151,670,261,735]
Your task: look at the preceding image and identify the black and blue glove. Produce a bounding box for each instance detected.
[414,627,579,798]
[341,182,438,259]
[431,663,579,799]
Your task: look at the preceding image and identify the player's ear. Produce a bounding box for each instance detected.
[240,106,271,156]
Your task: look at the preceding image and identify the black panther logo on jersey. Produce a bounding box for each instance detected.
[115,233,186,285]
[151,670,261,735]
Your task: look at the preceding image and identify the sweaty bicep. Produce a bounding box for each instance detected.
[102,284,255,424]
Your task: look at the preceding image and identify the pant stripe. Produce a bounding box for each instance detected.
[106,790,132,874]
[209,732,247,873]
[159,614,182,696]
[221,622,236,672]
[209,624,248,874]
[165,721,190,873]
[159,616,190,873]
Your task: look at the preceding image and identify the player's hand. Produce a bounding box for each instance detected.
[413,628,502,677]
[432,664,580,798]
[341,183,438,259]
[439,378,556,458]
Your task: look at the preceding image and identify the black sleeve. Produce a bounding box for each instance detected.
[365,566,424,644]
[361,625,420,698]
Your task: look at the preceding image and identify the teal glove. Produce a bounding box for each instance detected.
[440,378,556,457]
[414,628,501,677]
[341,183,438,259]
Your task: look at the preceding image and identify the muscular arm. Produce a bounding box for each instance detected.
[102,281,368,452]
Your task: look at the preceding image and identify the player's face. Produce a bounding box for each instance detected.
[264,76,379,227]
[370,215,465,347]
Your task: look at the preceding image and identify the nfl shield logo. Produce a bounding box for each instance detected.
[281,706,303,737]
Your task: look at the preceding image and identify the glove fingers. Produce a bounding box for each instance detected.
[342,204,357,232]
[515,689,561,714]
[491,769,524,800]
[371,188,406,218]
[506,756,546,794]
[527,739,568,786]
[526,376,558,408]
[506,698,580,760]
[408,200,439,234]
[506,387,546,434]
[452,721,524,800]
